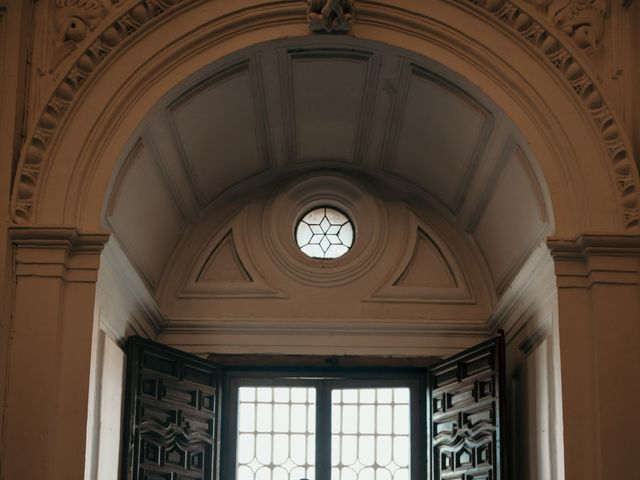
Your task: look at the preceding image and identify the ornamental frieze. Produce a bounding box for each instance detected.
[527,0,607,50]
[12,0,639,230]
[51,0,122,71]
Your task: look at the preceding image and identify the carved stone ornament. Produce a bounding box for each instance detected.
[307,0,355,32]
[51,0,111,71]
[529,0,607,50]
[11,0,640,230]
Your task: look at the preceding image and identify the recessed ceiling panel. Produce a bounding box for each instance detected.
[169,61,268,206]
[386,67,491,211]
[473,145,548,290]
[107,140,185,288]
[285,49,376,162]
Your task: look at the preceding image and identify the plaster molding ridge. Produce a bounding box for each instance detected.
[548,233,640,285]
[547,232,640,257]
[9,0,640,231]
[10,226,110,281]
[159,317,490,336]
[10,225,110,250]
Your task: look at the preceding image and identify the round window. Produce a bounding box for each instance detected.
[295,207,354,259]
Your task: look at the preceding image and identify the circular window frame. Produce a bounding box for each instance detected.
[294,206,355,260]
[262,173,388,286]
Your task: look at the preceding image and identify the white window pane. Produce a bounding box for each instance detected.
[272,434,288,465]
[393,437,410,467]
[291,388,307,403]
[331,388,411,480]
[359,467,375,480]
[274,388,289,403]
[376,436,392,467]
[342,405,358,434]
[394,388,410,404]
[376,469,392,480]
[240,387,256,402]
[257,388,272,402]
[377,389,392,404]
[237,433,255,464]
[239,403,256,432]
[257,404,272,432]
[377,406,392,434]
[341,434,357,466]
[393,405,409,435]
[255,466,270,480]
[291,405,307,433]
[359,405,375,434]
[291,434,307,465]
[238,465,254,480]
[359,435,375,466]
[359,389,376,404]
[273,404,289,432]
[237,386,316,480]
[256,434,272,465]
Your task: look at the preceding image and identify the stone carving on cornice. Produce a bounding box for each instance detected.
[307,0,354,32]
[50,0,118,71]
[527,0,607,50]
[463,0,638,229]
[11,0,640,231]
[14,0,187,223]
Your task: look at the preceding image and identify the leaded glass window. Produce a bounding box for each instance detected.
[226,376,423,480]
[296,207,354,259]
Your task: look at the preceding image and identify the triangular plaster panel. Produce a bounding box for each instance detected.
[181,228,283,298]
[197,232,251,283]
[370,227,473,303]
[394,229,457,288]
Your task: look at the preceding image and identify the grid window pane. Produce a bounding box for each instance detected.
[331,388,411,480]
[237,387,316,480]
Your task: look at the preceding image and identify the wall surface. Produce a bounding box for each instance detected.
[0,0,31,469]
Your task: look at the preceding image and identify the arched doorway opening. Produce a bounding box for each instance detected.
[4,2,639,480]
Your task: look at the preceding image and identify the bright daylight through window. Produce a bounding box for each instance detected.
[235,386,411,480]
[296,207,354,259]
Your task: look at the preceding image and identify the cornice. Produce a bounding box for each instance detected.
[547,233,640,286]
[10,226,110,281]
[10,0,640,231]
[547,233,640,257]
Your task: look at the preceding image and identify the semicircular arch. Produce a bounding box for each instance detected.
[11,0,639,235]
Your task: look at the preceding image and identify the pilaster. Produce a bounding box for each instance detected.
[3,227,109,480]
[548,234,640,480]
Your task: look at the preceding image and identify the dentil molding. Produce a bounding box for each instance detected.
[10,0,640,230]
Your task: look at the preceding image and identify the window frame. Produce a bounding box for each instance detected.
[219,366,428,480]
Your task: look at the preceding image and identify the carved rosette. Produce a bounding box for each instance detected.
[11,0,640,231]
[307,0,355,32]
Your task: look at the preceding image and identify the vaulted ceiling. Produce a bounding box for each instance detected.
[103,37,552,327]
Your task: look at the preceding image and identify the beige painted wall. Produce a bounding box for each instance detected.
[0,0,31,466]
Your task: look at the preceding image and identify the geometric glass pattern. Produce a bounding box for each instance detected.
[331,388,411,480]
[236,387,317,480]
[296,207,354,259]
